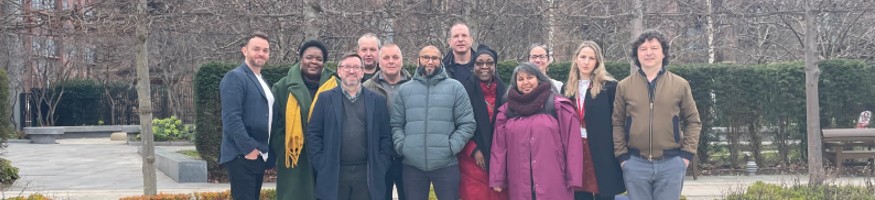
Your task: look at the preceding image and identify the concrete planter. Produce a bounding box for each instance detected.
[127,141,194,146]
[138,146,207,183]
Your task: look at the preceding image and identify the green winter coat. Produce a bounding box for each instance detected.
[270,63,335,200]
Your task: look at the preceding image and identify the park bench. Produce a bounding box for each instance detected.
[23,125,141,144]
[822,128,875,174]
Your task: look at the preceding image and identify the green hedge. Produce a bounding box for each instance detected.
[195,60,875,173]
[53,79,103,126]
[193,62,291,179]
[32,79,137,126]
[0,69,11,144]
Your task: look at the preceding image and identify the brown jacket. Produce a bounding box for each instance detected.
[612,68,701,162]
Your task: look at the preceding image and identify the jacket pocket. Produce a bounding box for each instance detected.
[446,136,456,158]
[625,116,633,142]
[672,115,680,143]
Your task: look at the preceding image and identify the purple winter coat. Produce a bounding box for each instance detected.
[489,96,584,200]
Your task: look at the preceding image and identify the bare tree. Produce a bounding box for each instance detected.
[135,0,157,195]
[804,0,824,185]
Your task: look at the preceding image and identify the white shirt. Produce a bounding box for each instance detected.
[255,74,274,161]
[578,80,591,138]
[550,78,564,92]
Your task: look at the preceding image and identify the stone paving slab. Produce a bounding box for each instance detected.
[1,138,871,200]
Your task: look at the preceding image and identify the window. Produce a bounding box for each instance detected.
[31,37,58,58]
[14,0,22,15]
[85,47,95,64]
[31,0,55,10]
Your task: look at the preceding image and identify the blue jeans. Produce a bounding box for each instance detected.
[622,156,686,200]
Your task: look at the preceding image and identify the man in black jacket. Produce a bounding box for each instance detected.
[443,22,476,80]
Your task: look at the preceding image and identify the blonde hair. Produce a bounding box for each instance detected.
[564,41,615,99]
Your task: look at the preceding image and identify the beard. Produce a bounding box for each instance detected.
[363,61,377,70]
[342,77,360,88]
[248,58,266,68]
[419,63,437,76]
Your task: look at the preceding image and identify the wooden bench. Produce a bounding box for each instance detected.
[822,128,875,174]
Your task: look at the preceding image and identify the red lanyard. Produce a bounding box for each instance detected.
[577,94,586,128]
[577,82,592,128]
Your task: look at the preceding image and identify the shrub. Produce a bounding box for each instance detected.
[723,181,875,200]
[176,150,200,159]
[52,79,103,126]
[2,193,52,200]
[259,189,276,200]
[194,62,291,180]
[151,116,192,141]
[118,193,192,200]
[0,69,11,145]
[32,79,138,126]
[196,59,875,173]
[0,157,19,186]
[191,189,275,200]
[193,190,229,200]
[494,61,629,87]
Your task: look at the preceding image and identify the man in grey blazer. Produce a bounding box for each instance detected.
[219,31,275,200]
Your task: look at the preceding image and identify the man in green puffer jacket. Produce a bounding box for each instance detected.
[390,45,475,200]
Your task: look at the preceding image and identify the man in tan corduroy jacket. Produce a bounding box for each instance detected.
[613,29,702,200]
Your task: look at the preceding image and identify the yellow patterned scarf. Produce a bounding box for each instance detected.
[284,76,338,168]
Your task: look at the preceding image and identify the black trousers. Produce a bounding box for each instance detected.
[574,192,616,200]
[225,155,266,200]
[339,164,371,200]
[402,164,460,200]
[385,157,405,200]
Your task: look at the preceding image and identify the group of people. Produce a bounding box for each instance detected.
[218,22,702,200]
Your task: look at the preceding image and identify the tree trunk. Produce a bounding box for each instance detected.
[382,11,395,43]
[728,123,740,168]
[705,0,716,64]
[463,1,476,38]
[136,0,157,195]
[545,0,555,55]
[303,0,321,41]
[804,0,824,185]
[629,0,644,73]
[748,121,763,166]
[777,118,789,165]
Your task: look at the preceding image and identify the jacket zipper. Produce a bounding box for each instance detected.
[644,73,658,160]
[424,78,431,170]
[366,161,371,198]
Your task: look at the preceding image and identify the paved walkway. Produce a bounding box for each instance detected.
[0,138,870,199]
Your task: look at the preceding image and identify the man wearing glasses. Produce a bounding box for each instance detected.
[308,53,393,200]
[391,46,475,200]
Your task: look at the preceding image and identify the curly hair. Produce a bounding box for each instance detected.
[629,29,670,68]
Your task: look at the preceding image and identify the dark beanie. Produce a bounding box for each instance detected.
[299,40,328,61]
[474,44,498,61]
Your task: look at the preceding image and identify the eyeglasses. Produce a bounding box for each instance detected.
[475,61,495,68]
[529,55,549,60]
[339,65,362,71]
[419,56,441,62]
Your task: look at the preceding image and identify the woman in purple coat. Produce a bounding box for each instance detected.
[490,63,584,200]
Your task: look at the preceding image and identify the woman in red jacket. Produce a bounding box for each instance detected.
[458,44,509,200]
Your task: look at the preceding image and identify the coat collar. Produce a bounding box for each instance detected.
[239,63,267,99]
